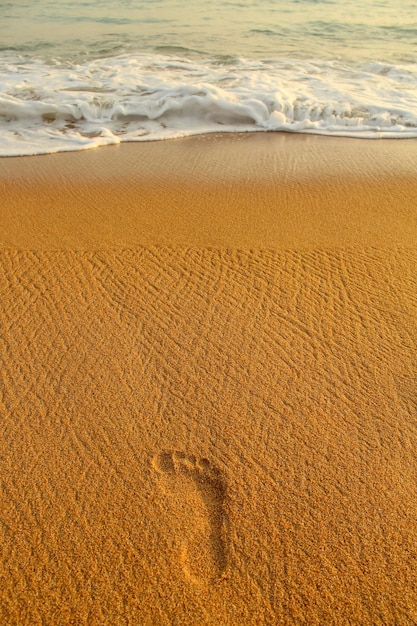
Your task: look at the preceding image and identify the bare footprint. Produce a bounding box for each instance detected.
[152,450,228,585]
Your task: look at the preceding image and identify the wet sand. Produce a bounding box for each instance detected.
[1,134,417,625]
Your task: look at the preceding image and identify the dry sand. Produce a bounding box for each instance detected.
[1,133,417,625]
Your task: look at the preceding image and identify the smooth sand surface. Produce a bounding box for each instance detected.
[1,134,417,625]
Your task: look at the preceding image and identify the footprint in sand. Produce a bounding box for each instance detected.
[152,450,228,584]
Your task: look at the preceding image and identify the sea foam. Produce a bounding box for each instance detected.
[1,54,417,156]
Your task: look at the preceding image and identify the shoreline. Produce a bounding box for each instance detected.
[2,133,417,625]
[1,133,417,249]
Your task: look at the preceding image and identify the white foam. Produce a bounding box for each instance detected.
[1,54,417,156]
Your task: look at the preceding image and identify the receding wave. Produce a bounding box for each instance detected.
[1,53,417,156]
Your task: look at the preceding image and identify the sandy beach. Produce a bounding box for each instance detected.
[1,133,417,625]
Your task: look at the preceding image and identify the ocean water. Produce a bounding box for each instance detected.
[1,0,417,155]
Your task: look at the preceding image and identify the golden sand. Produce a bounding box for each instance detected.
[1,134,417,625]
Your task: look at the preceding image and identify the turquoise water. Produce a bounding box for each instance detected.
[1,0,417,154]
